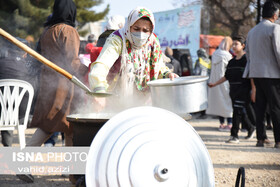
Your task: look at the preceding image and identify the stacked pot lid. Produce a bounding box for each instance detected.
[86,106,214,187]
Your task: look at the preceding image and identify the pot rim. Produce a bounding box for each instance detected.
[66,113,116,123]
[147,76,209,87]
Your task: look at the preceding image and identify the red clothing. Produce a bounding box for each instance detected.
[89,47,103,63]
[85,43,95,53]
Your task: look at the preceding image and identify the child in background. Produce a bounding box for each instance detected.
[208,35,255,143]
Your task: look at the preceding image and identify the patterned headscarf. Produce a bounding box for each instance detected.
[120,7,155,48]
[118,7,163,91]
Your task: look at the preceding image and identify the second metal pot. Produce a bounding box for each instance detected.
[147,76,209,118]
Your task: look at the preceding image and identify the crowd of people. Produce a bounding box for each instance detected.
[1,0,280,185]
[206,1,280,149]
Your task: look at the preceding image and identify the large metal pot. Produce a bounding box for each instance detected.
[147,76,208,117]
[66,113,115,146]
[66,113,116,185]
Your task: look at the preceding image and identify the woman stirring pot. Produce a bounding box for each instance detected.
[88,7,178,107]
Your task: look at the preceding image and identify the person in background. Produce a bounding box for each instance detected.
[79,40,92,68]
[0,37,35,147]
[165,47,182,76]
[96,15,125,47]
[79,40,89,54]
[85,34,97,51]
[28,0,85,146]
[84,15,126,88]
[193,48,211,119]
[88,34,96,44]
[40,13,64,148]
[206,37,233,131]
[88,7,178,100]
[162,53,174,72]
[194,48,211,77]
[265,107,273,130]
[173,49,193,76]
[208,35,256,143]
[43,132,61,147]
[17,0,87,183]
[244,1,280,148]
[87,15,125,64]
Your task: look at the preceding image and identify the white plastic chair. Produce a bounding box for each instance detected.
[0,79,34,149]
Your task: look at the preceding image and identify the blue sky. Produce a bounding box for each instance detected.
[93,0,177,18]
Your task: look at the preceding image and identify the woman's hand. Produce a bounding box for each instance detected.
[168,73,179,80]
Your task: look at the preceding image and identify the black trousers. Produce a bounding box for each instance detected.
[231,100,255,138]
[254,78,280,143]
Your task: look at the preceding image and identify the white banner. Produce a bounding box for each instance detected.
[153,5,201,59]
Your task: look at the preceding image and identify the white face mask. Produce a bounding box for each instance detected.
[130,32,150,48]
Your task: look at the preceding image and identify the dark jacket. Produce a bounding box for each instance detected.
[96,30,115,47]
[166,54,182,76]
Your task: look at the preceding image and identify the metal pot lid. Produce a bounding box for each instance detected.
[147,76,209,87]
[86,106,214,187]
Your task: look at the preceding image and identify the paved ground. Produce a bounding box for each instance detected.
[0,114,279,186]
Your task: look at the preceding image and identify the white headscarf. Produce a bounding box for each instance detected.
[218,36,232,51]
[106,15,125,30]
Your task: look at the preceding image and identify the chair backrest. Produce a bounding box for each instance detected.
[0,79,34,129]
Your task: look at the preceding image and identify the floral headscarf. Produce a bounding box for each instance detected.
[120,7,155,48]
[118,7,163,91]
